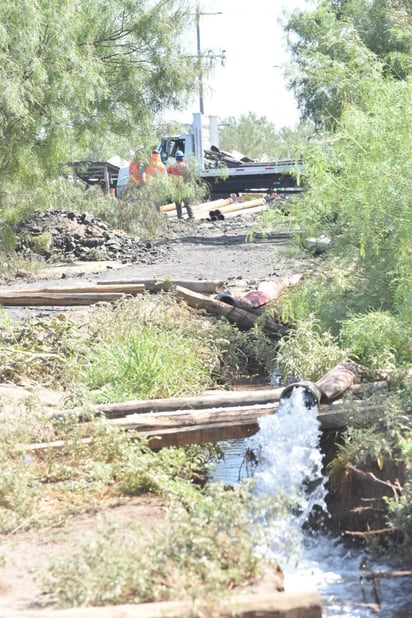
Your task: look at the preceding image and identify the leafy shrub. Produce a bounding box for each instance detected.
[43,484,267,608]
[275,315,346,382]
[340,311,412,369]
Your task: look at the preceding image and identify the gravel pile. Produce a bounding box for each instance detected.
[15,209,170,264]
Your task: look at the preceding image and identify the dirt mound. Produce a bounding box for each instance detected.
[15,209,170,264]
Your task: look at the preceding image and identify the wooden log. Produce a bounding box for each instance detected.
[0,292,139,306]
[52,380,388,423]
[317,401,386,430]
[161,197,233,215]
[106,400,388,435]
[316,362,361,401]
[215,197,266,214]
[107,403,276,431]
[223,204,268,219]
[159,201,180,213]
[20,419,261,454]
[24,399,390,456]
[144,419,262,448]
[0,284,145,296]
[96,279,225,294]
[350,381,388,398]
[16,590,322,618]
[174,285,288,336]
[93,387,285,419]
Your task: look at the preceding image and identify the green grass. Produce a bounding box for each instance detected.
[42,483,270,608]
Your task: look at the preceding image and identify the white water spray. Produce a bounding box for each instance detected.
[210,384,412,617]
[247,385,412,617]
[251,385,328,562]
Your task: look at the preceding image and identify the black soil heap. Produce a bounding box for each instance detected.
[15,209,170,264]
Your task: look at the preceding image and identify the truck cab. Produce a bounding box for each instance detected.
[157,113,219,169]
[157,134,194,165]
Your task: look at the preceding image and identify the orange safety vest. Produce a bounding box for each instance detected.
[146,152,167,179]
[129,160,144,185]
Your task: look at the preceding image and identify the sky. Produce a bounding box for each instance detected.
[163,0,315,130]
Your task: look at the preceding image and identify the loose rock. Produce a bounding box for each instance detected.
[15,209,170,264]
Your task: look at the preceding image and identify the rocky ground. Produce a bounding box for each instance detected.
[8,206,313,289]
[0,207,317,617]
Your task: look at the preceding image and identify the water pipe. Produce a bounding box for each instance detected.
[279,381,322,410]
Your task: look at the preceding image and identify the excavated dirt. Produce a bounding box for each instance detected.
[0,207,318,616]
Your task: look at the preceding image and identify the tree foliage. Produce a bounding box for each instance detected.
[285,0,412,127]
[0,0,200,194]
[218,112,314,161]
[291,76,412,333]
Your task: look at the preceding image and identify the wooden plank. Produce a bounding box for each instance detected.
[13,590,322,618]
[22,400,388,455]
[108,403,276,431]
[92,388,285,419]
[0,292,133,306]
[96,279,225,294]
[0,284,145,296]
[145,419,261,448]
[215,197,266,214]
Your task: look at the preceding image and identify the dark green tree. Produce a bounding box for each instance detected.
[284,0,412,127]
[291,76,412,322]
[0,0,201,192]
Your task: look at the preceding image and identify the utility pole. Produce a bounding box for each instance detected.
[195,3,223,116]
[196,4,204,115]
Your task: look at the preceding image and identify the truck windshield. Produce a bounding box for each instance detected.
[158,138,186,163]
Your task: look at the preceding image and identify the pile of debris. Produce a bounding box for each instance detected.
[15,209,170,264]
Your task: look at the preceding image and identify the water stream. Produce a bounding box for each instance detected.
[208,386,412,617]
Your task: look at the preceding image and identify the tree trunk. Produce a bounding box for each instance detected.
[174,285,288,336]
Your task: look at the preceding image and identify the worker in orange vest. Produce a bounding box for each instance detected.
[145,150,167,180]
[167,150,194,219]
[128,158,146,186]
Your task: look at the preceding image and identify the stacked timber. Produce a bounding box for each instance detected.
[160,196,267,220]
[21,370,406,453]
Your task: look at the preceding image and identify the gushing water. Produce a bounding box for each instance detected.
[252,386,328,555]
[209,385,412,617]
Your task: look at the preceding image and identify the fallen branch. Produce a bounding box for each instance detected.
[346,463,402,496]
